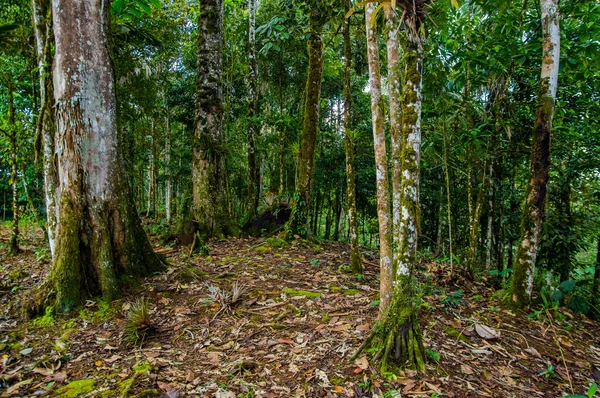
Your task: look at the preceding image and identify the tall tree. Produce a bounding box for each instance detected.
[286,1,325,238]
[511,0,560,308]
[6,81,20,255]
[385,4,403,252]
[247,0,259,220]
[32,0,57,256]
[192,0,234,238]
[353,0,429,372]
[365,2,393,314]
[38,0,162,313]
[343,0,362,275]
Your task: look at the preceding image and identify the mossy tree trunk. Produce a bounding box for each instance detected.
[165,116,172,224]
[32,0,58,257]
[365,3,393,314]
[511,0,559,308]
[287,18,323,239]
[343,0,362,275]
[385,5,403,253]
[247,0,260,220]
[46,0,162,314]
[355,2,428,371]
[193,0,235,239]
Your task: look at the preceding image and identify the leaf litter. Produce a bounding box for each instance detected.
[0,224,599,397]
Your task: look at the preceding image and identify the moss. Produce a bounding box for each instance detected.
[282,288,321,298]
[133,361,152,374]
[343,289,359,296]
[8,269,28,281]
[254,245,270,253]
[216,272,237,279]
[9,342,23,351]
[176,267,209,283]
[53,379,96,397]
[32,306,55,328]
[321,314,330,322]
[329,286,342,293]
[136,390,161,398]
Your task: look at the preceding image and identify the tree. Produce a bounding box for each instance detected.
[31,0,57,257]
[36,0,162,313]
[353,0,430,372]
[365,2,393,313]
[343,0,362,275]
[286,1,326,238]
[247,0,260,220]
[192,0,235,239]
[511,0,560,308]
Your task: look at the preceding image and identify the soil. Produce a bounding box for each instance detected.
[1,223,599,397]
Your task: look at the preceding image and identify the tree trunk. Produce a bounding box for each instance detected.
[366,3,393,315]
[485,162,494,272]
[286,17,324,239]
[385,5,402,252]
[43,0,162,314]
[165,116,172,224]
[8,84,21,256]
[247,0,259,220]
[442,108,453,273]
[467,167,486,275]
[32,0,58,257]
[511,0,559,308]
[344,0,362,274]
[592,235,600,320]
[193,0,235,239]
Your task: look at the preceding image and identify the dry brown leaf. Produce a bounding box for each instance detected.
[524,347,542,358]
[475,324,500,340]
[355,355,369,370]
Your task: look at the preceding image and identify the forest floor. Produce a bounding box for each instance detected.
[1,223,599,398]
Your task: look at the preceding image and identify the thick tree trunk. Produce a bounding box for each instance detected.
[385,6,402,252]
[247,0,259,220]
[511,0,559,308]
[366,3,393,315]
[8,85,21,256]
[287,22,324,239]
[32,0,58,257]
[193,0,234,239]
[343,0,362,274]
[44,0,162,313]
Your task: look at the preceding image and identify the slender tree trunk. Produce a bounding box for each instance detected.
[32,0,57,256]
[511,0,560,308]
[467,167,486,275]
[38,0,162,314]
[287,18,324,238]
[442,108,453,273]
[333,190,341,241]
[366,3,393,314]
[592,235,600,319]
[193,0,234,239]
[385,6,402,252]
[165,116,172,224]
[8,85,21,255]
[435,184,443,256]
[247,0,259,220]
[485,162,494,271]
[344,0,362,274]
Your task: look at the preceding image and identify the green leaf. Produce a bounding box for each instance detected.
[451,0,459,9]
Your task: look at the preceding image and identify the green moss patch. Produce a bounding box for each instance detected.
[54,379,96,397]
[282,288,321,298]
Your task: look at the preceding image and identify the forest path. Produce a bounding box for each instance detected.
[0,224,599,397]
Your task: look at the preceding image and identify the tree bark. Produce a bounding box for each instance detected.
[45,0,162,313]
[193,0,235,239]
[287,18,324,238]
[7,84,21,256]
[385,5,403,252]
[247,0,259,220]
[511,0,560,308]
[343,0,362,274]
[592,235,600,320]
[32,0,58,257]
[365,2,393,315]
[165,116,172,224]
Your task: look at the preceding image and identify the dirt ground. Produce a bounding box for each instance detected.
[1,223,599,397]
